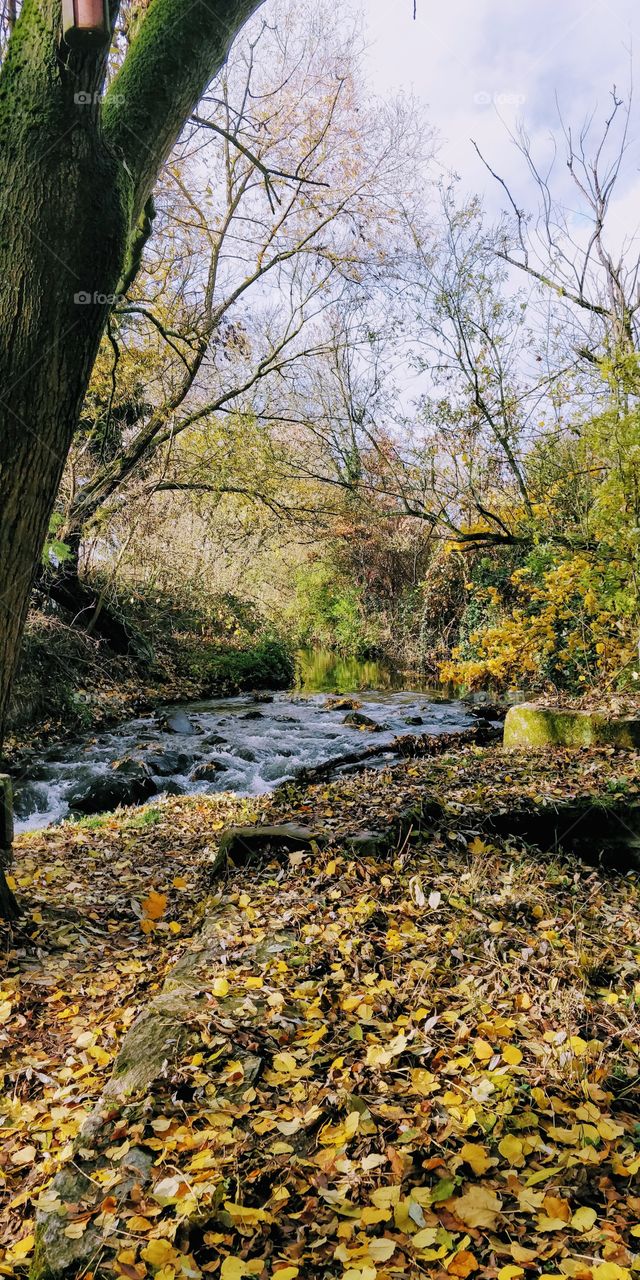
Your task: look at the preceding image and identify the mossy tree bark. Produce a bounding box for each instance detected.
[0,0,264,748]
[0,0,264,915]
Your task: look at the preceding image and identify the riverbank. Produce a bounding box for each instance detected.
[3,742,640,1276]
[4,603,295,767]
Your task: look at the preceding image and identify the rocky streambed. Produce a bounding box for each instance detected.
[12,687,492,831]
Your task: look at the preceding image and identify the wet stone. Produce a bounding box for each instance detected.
[343,711,382,731]
[191,761,228,781]
[160,710,203,735]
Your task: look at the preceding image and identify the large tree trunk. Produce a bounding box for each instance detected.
[0,0,129,745]
[0,0,264,916]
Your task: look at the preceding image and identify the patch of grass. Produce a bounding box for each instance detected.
[121,806,164,829]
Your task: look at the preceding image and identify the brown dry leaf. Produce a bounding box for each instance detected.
[453,1185,502,1229]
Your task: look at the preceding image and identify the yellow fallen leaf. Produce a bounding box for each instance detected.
[502,1044,523,1065]
[598,1118,625,1141]
[272,1051,298,1075]
[273,1269,299,1279]
[571,1205,597,1232]
[213,976,230,997]
[459,1143,491,1175]
[591,1268,631,1280]
[141,1240,176,1266]
[7,1234,35,1260]
[412,1227,438,1248]
[89,1044,111,1066]
[543,1195,570,1222]
[510,1244,538,1264]
[370,1185,401,1209]
[361,1207,389,1225]
[126,1215,153,1231]
[498,1269,524,1280]
[473,1038,494,1061]
[498,1134,525,1166]
[64,1222,87,1239]
[449,1251,479,1277]
[221,1261,248,1280]
[319,1111,360,1145]
[366,1032,407,1068]
[224,1201,271,1226]
[368,1238,396,1262]
[172,876,187,888]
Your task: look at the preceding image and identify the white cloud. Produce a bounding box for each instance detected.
[360,0,638,218]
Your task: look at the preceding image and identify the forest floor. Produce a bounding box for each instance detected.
[2,744,640,1279]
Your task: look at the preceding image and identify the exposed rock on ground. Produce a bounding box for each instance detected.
[504,702,640,748]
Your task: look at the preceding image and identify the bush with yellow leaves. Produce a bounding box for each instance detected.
[440,552,638,693]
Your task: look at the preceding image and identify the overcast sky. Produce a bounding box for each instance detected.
[361,0,639,234]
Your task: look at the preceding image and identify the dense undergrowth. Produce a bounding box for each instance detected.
[2,745,640,1277]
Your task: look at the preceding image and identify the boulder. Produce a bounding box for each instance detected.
[218,823,326,864]
[13,782,50,820]
[231,745,257,762]
[157,781,186,796]
[20,761,60,783]
[468,702,505,723]
[404,715,423,726]
[343,711,381,732]
[504,703,640,749]
[146,748,196,777]
[160,710,203,735]
[66,759,156,815]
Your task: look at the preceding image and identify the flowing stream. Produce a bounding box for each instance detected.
[14,650,485,832]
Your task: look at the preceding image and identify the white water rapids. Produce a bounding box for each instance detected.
[14,687,482,832]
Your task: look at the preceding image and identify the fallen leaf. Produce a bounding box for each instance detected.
[453,1185,502,1229]
[571,1206,597,1232]
[141,889,167,920]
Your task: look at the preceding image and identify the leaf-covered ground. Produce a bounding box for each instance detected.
[2,745,640,1279]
